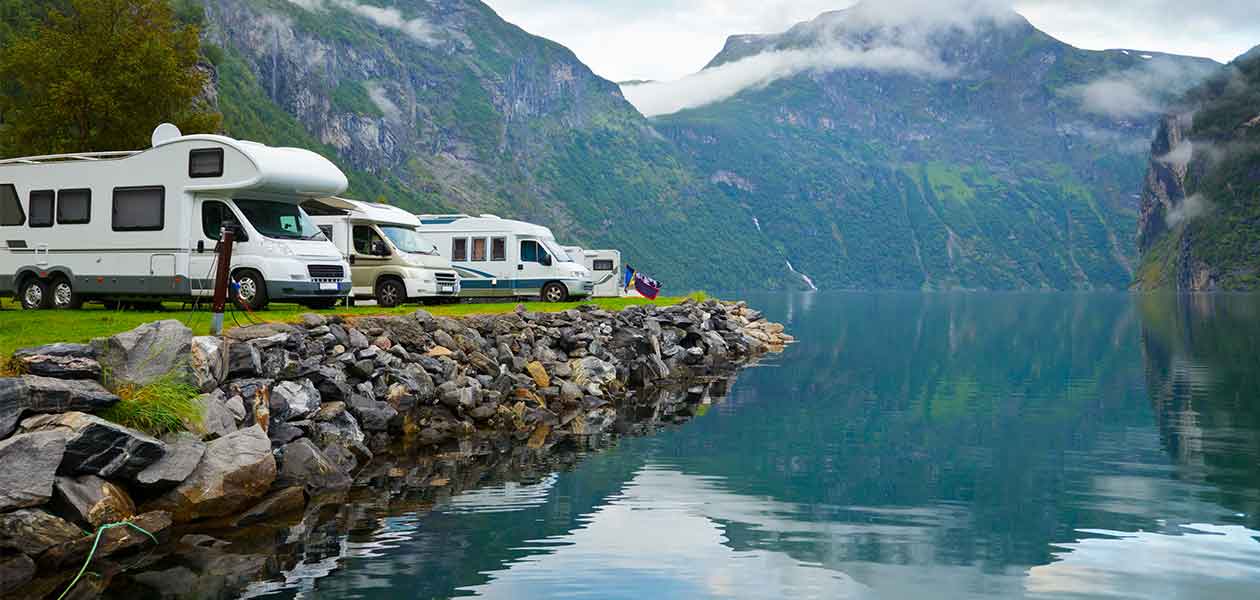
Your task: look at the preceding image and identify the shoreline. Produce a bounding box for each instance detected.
[0,298,791,597]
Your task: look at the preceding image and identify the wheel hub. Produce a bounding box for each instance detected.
[54,283,72,307]
[238,277,257,301]
[24,284,42,307]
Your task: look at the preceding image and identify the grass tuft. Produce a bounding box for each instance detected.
[99,373,203,437]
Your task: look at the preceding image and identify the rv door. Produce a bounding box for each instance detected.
[190,199,243,295]
[515,239,551,296]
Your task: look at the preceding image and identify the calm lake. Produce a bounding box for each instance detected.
[115,293,1260,599]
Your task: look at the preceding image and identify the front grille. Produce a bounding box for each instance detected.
[435,272,457,284]
[308,264,344,279]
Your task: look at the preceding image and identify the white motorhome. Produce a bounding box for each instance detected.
[0,124,351,311]
[562,246,625,298]
[305,198,460,307]
[417,214,593,302]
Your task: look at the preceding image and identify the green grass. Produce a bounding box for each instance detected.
[98,372,203,437]
[0,296,690,358]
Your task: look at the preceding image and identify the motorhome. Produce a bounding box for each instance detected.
[0,124,351,311]
[305,198,459,307]
[417,214,593,302]
[561,246,625,298]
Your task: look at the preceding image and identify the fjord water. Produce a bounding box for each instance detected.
[253,293,1260,599]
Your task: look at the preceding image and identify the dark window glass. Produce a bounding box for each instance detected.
[0,185,23,225]
[520,240,538,263]
[202,201,240,239]
[112,186,165,231]
[491,237,506,261]
[318,225,334,240]
[452,238,468,261]
[57,189,91,224]
[234,199,324,240]
[471,237,487,261]
[593,259,615,271]
[28,190,54,227]
[189,148,224,178]
[353,225,386,255]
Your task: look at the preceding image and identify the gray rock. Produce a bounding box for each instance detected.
[227,342,262,377]
[135,433,206,490]
[230,486,306,527]
[225,322,301,342]
[348,359,376,380]
[1,375,120,438]
[94,319,195,387]
[11,342,95,360]
[39,509,170,568]
[224,395,248,423]
[0,509,83,554]
[190,336,226,393]
[269,422,305,447]
[22,412,165,482]
[570,356,617,387]
[0,431,66,511]
[309,402,370,472]
[347,327,370,350]
[15,353,102,380]
[300,313,327,328]
[347,395,398,432]
[0,551,35,594]
[559,381,583,404]
[275,438,352,491]
[271,379,320,421]
[196,391,238,440]
[145,425,276,523]
[53,474,137,527]
[309,366,351,402]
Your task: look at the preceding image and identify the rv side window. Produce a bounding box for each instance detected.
[189,148,225,178]
[491,237,506,261]
[520,240,548,263]
[201,201,238,239]
[28,190,54,228]
[593,259,615,271]
[113,186,165,231]
[0,185,25,226]
[452,238,468,261]
[471,237,487,261]
[353,226,386,255]
[57,189,91,224]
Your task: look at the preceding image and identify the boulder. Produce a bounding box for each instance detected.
[1,376,120,438]
[145,426,275,522]
[526,361,551,388]
[134,433,205,490]
[0,431,66,511]
[570,357,617,387]
[21,412,165,482]
[0,551,35,594]
[39,510,171,568]
[309,403,370,472]
[347,327,370,350]
[14,352,101,380]
[94,319,195,388]
[53,474,136,527]
[271,379,320,421]
[309,366,351,402]
[194,390,238,440]
[0,509,83,554]
[275,438,352,491]
[223,487,306,528]
[299,313,326,328]
[224,322,300,342]
[189,336,226,393]
[226,342,262,378]
[347,395,398,432]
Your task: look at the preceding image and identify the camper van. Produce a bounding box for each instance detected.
[0,124,351,310]
[417,214,593,302]
[562,246,625,298]
[306,198,459,307]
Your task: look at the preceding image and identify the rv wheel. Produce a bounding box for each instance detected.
[375,278,405,308]
[50,277,83,310]
[541,282,569,303]
[19,278,50,310]
[232,270,270,311]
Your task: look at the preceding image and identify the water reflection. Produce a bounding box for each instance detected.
[91,293,1260,599]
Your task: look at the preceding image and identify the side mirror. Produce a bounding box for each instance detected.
[540,254,552,267]
[372,240,390,256]
[348,255,356,265]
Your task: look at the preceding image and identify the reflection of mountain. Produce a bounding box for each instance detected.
[1138,294,1260,528]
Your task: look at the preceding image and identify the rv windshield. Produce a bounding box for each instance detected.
[234,199,326,241]
[380,225,439,255]
[544,241,575,262]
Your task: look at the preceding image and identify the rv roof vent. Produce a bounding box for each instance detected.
[151,123,183,147]
[479,214,501,219]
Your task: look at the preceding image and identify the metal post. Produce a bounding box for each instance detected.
[209,228,236,336]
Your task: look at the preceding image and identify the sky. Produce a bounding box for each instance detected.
[481,0,1260,83]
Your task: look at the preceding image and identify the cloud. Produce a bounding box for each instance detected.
[622,44,953,117]
[1069,57,1216,120]
[286,0,437,44]
[1166,193,1210,227]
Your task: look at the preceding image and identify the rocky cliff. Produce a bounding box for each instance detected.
[1134,46,1260,290]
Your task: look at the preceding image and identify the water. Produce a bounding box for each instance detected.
[118,293,1260,599]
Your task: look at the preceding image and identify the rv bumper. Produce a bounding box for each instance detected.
[566,279,594,298]
[403,269,461,299]
[266,280,351,300]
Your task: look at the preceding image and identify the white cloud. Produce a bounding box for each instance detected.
[623,44,953,117]
[287,0,437,44]
[1166,193,1210,227]
[1069,57,1217,119]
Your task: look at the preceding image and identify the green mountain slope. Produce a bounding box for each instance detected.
[1134,46,1260,290]
[642,5,1218,290]
[200,0,789,291]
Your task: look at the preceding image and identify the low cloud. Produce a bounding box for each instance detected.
[287,0,437,44]
[1069,56,1216,120]
[623,45,952,117]
[1166,193,1211,226]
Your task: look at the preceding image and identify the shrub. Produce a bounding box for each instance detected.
[100,373,203,437]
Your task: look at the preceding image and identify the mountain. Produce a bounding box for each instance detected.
[196,0,789,292]
[633,3,1219,290]
[1133,46,1260,290]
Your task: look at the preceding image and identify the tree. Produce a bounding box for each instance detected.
[0,0,221,156]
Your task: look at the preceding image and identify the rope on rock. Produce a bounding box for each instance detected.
[56,520,158,600]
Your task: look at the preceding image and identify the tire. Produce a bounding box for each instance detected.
[303,299,340,310]
[19,278,50,310]
[541,282,569,303]
[50,277,83,310]
[232,270,270,311]
[375,278,405,308]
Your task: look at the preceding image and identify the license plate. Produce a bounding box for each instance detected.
[440,285,454,293]
[319,282,338,291]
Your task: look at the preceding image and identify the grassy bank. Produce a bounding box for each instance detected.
[0,296,691,358]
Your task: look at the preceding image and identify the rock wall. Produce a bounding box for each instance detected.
[0,300,790,596]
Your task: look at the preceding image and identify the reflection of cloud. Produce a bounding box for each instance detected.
[1027,524,1260,598]
[442,474,559,514]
